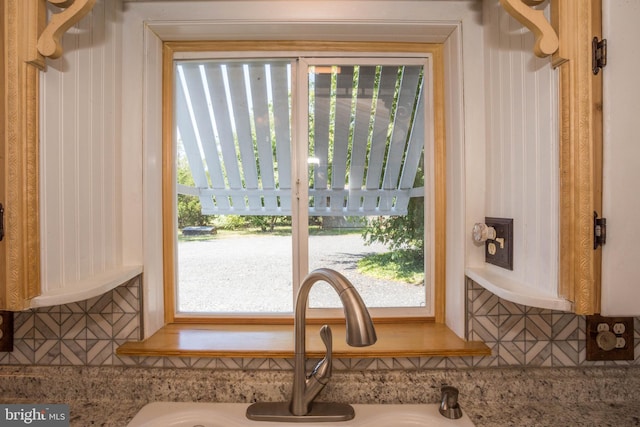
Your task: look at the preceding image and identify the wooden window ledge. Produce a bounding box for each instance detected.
[116,322,490,358]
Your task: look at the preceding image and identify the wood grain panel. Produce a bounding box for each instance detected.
[117,322,490,358]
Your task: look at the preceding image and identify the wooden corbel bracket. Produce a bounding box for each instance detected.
[499,0,559,58]
[27,0,96,69]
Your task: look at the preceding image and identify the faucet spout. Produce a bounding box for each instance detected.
[246,268,377,422]
[290,268,377,416]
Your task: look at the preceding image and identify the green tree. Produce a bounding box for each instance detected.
[361,65,425,263]
[362,149,424,261]
[245,215,288,232]
[361,196,424,261]
[177,160,212,228]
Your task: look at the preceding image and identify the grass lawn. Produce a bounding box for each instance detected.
[357,250,424,285]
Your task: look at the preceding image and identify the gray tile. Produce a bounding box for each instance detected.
[61,340,88,365]
[86,340,113,365]
[244,358,271,370]
[498,341,526,366]
[446,356,473,368]
[471,342,499,367]
[419,357,447,369]
[551,341,580,366]
[499,300,526,315]
[34,312,61,339]
[9,339,35,365]
[470,289,500,316]
[14,311,35,339]
[499,314,526,342]
[393,357,420,369]
[61,313,87,339]
[551,313,580,340]
[86,314,113,339]
[470,315,500,342]
[525,314,552,341]
[34,340,61,365]
[86,292,114,314]
[524,341,552,366]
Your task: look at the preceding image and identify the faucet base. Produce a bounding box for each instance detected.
[246,401,355,423]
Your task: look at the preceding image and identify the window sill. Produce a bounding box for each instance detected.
[116,321,490,358]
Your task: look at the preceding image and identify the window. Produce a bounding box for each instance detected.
[163,42,445,323]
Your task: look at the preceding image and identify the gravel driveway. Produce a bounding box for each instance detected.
[177,234,425,313]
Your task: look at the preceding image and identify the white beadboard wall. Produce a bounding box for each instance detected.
[36,0,141,307]
[467,0,564,310]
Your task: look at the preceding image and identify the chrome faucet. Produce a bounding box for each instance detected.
[291,268,378,416]
[246,268,377,422]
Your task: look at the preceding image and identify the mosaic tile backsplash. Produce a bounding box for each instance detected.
[1,276,639,368]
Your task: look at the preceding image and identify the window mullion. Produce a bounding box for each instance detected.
[291,58,309,301]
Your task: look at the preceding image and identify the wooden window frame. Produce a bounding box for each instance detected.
[161,41,447,325]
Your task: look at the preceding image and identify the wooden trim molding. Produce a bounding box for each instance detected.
[556,0,603,314]
[499,0,559,58]
[1,1,6,307]
[25,0,97,69]
[37,0,96,61]
[431,44,446,324]
[1,0,42,310]
[162,42,177,324]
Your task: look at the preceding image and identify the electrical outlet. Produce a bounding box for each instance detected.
[586,315,634,361]
[484,217,513,270]
[0,311,14,352]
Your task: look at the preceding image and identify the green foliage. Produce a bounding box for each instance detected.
[361,196,424,260]
[214,215,247,230]
[177,194,212,228]
[214,215,291,232]
[245,215,290,232]
[177,160,212,229]
[361,123,426,261]
[357,250,424,284]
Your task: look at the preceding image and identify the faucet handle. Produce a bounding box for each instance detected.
[320,324,332,355]
[310,325,332,381]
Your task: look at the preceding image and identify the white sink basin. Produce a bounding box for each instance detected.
[127,402,475,427]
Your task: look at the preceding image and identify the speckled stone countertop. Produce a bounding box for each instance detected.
[466,401,640,426]
[1,366,639,426]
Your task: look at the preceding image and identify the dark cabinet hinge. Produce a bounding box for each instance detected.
[594,211,606,249]
[0,203,3,242]
[593,37,607,75]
